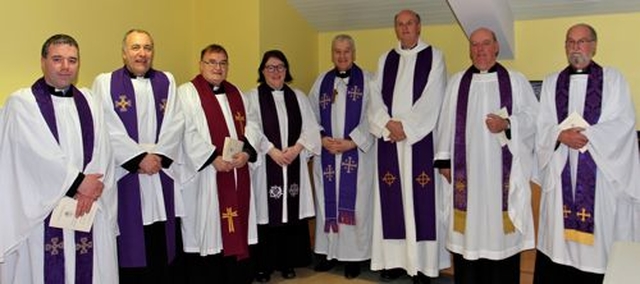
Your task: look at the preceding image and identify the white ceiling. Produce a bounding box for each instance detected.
[288,0,640,32]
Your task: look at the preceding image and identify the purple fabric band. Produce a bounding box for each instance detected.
[319,65,364,232]
[257,83,303,226]
[110,67,176,267]
[378,47,437,241]
[453,64,513,222]
[556,62,603,236]
[32,78,95,284]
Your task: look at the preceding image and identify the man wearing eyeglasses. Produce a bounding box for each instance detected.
[92,29,195,284]
[435,27,538,284]
[534,23,640,284]
[368,9,449,284]
[175,44,258,284]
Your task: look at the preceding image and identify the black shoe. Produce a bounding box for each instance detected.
[255,271,270,283]
[314,259,337,272]
[412,272,431,284]
[380,268,404,281]
[344,262,361,279]
[280,268,296,279]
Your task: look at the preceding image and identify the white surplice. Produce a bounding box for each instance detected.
[536,67,640,273]
[368,40,450,277]
[0,87,117,284]
[436,68,538,260]
[308,70,375,261]
[244,87,321,224]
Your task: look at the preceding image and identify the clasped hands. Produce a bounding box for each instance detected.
[268,143,303,167]
[213,152,250,172]
[322,137,357,154]
[386,120,406,142]
[75,173,104,217]
[558,127,588,150]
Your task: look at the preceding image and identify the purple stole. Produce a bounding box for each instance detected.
[191,76,251,259]
[257,83,303,226]
[453,63,515,234]
[32,78,95,284]
[109,67,176,267]
[319,65,364,233]
[556,62,603,245]
[378,47,436,241]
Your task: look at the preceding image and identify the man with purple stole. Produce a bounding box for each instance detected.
[0,34,117,284]
[176,44,258,284]
[534,23,640,284]
[368,9,450,284]
[308,34,375,280]
[435,27,538,284]
[92,29,192,283]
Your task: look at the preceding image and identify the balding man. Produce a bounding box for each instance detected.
[533,23,640,284]
[435,27,538,284]
[368,9,449,283]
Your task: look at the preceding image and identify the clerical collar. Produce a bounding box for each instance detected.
[335,68,351,78]
[401,42,419,50]
[124,67,150,79]
[210,83,226,94]
[470,64,498,74]
[47,84,72,97]
[570,64,591,75]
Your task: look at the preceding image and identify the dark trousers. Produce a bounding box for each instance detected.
[533,250,604,284]
[453,252,521,284]
[119,220,185,284]
[184,249,255,284]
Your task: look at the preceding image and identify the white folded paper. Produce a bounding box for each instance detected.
[49,197,97,232]
[558,111,590,153]
[494,107,510,146]
[223,137,244,162]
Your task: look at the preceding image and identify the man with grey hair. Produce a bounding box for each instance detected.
[534,23,640,284]
[368,9,450,283]
[0,34,117,283]
[92,29,187,283]
[435,27,538,284]
[308,34,375,279]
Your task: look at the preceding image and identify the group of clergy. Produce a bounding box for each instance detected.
[1,8,640,284]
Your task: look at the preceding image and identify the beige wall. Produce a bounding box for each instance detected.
[318,12,640,125]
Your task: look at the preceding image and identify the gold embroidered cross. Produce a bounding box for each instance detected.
[76,237,93,254]
[577,207,592,222]
[45,237,64,255]
[115,95,132,112]
[347,85,363,102]
[455,178,466,192]
[415,171,431,187]
[323,164,336,182]
[341,156,358,173]
[159,98,167,115]
[382,171,396,187]
[563,205,572,219]
[222,207,238,233]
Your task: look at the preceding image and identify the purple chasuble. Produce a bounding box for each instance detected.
[319,65,364,233]
[453,63,514,234]
[378,47,437,241]
[109,67,176,267]
[257,83,303,226]
[556,62,603,245]
[32,78,95,284]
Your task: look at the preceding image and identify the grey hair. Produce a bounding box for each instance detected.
[332,34,356,52]
[122,29,154,51]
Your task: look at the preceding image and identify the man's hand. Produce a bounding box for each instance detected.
[268,148,288,167]
[322,137,357,154]
[213,156,234,172]
[485,114,509,134]
[438,168,451,184]
[230,152,250,169]
[558,127,588,150]
[282,143,303,164]
[75,173,104,217]
[139,153,162,175]
[386,120,406,142]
